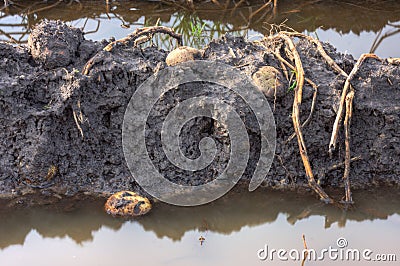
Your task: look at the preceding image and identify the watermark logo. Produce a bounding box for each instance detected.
[336,237,348,248]
[257,237,397,262]
[122,60,276,206]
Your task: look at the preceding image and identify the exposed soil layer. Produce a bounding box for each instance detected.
[0,21,399,201]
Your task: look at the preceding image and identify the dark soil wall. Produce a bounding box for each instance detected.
[0,21,399,200]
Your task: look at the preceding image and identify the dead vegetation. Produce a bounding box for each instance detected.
[82,25,182,75]
[258,24,383,205]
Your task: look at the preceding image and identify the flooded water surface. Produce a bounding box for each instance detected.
[1,0,400,58]
[0,188,399,266]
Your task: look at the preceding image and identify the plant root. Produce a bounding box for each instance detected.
[281,31,348,78]
[329,53,380,155]
[273,47,318,143]
[269,32,381,205]
[327,156,361,173]
[72,100,84,139]
[269,33,382,205]
[342,90,354,204]
[268,33,333,203]
[103,26,182,52]
[82,26,182,75]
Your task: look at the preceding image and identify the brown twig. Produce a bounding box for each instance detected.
[273,0,278,16]
[82,26,182,75]
[0,28,19,43]
[83,19,100,35]
[249,0,272,21]
[279,60,289,81]
[271,33,332,203]
[230,0,245,16]
[273,46,317,87]
[81,53,103,75]
[233,62,251,68]
[329,54,380,154]
[342,90,354,204]
[276,154,291,177]
[273,75,278,111]
[72,100,84,139]
[370,28,400,54]
[387,58,400,65]
[281,31,348,78]
[272,47,319,143]
[103,26,182,52]
[264,32,378,205]
[327,156,361,172]
[301,234,308,266]
[275,34,305,103]
[210,0,223,9]
[25,0,63,15]
[285,84,317,143]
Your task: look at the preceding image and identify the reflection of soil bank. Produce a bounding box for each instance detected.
[0,195,123,249]
[0,20,399,200]
[0,188,399,248]
[3,0,400,43]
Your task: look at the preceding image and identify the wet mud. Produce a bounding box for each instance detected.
[0,20,399,201]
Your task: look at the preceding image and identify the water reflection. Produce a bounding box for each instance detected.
[0,197,123,249]
[0,0,400,57]
[0,188,399,249]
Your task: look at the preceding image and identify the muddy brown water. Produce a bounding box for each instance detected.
[0,188,399,265]
[1,1,399,265]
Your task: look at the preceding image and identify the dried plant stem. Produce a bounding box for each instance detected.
[281,31,348,78]
[329,54,379,154]
[273,48,319,143]
[275,34,305,103]
[25,0,63,15]
[301,234,308,266]
[249,0,272,21]
[343,90,355,204]
[72,100,84,139]
[273,47,317,89]
[103,26,182,52]
[82,26,182,75]
[263,32,378,205]
[327,156,361,172]
[272,33,332,203]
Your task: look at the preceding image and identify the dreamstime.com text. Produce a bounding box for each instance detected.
[257,238,397,262]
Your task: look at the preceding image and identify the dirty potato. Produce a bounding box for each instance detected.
[105,191,152,216]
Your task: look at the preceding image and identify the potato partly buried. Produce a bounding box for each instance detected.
[105,191,152,216]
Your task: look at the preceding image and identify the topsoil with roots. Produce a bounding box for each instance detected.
[0,20,399,204]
